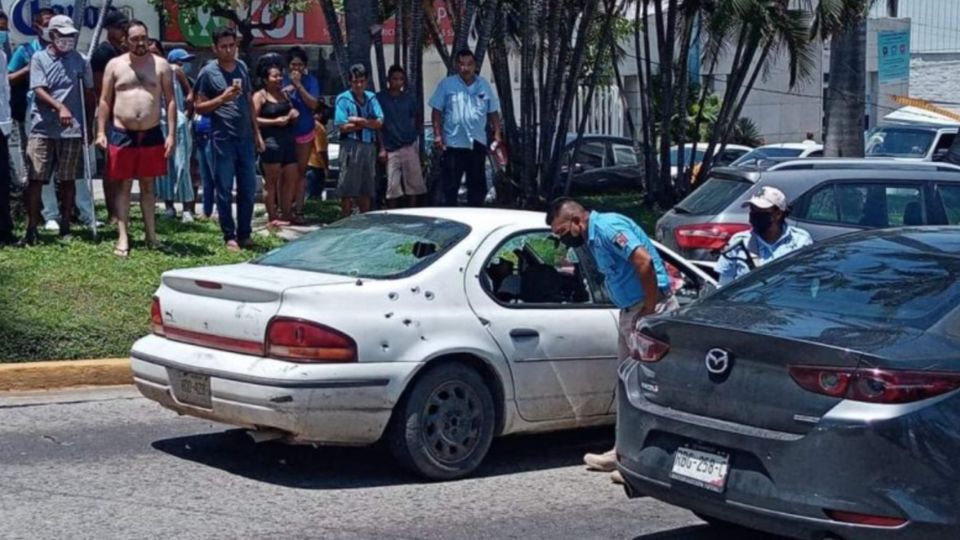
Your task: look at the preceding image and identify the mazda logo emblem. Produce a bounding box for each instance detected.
[705,348,731,375]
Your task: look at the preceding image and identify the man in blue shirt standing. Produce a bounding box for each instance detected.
[429,49,501,206]
[334,64,383,217]
[195,27,264,252]
[547,197,677,484]
[716,186,812,286]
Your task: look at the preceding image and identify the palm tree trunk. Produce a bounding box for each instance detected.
[346,0,375,76]
[371,7,388,91]
[395,0,404,68]
[564,0,619,196]
[453,0,479,59]
[474,0,498,69]
[673,14,696,195]
[520,0,537,205]
[636,0,656,198]
[653,0,679,207]
[823,19,866,158]
[408,0,425,155]
[545,0,601,195]
[320,0,349,87]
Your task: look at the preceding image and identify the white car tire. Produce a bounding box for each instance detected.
[387,363,496,480]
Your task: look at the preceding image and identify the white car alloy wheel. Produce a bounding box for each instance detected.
[387,363,496,480]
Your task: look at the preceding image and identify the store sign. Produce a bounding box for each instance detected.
[9,0,159,48]
[164,0,453,47]
[878,30,910,85]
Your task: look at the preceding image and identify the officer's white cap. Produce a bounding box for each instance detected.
[743,186,787,211]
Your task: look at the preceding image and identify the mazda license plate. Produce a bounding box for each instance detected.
[171,370,212,409]
[670,446,729,493]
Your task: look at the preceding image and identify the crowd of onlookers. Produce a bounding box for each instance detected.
[0,7,504,256]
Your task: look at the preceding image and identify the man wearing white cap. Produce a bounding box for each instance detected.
[21,14,94,245]
[716,186,813,286]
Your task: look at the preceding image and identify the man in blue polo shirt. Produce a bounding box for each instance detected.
[334,63,383,217]
[429,49,501,206]
[547,197,677,484]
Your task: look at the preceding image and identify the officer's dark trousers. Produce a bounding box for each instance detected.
[439,142,487,207]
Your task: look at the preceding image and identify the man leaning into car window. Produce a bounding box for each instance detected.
[716,186,813,286]
[547,197,677,485]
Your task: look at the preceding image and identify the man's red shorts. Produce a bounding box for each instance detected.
[107,125,167,181]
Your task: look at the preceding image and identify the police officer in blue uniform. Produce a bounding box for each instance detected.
[716,186,813,286]
[547,197,677,483]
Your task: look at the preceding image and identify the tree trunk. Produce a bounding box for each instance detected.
[672,14,696,195]
[520,0,537,205]
[407,0,425,155]
[453,0,478,62]
[395,0,404,68]
[544,0,600,196]
[473,0,498,69]
[320,0,349,87]
[636,0,656,199]
[346,0,375,78]
[564,0,619,196]
[653,0,679,207]
[823,19,866,158]
[371,13,388,90]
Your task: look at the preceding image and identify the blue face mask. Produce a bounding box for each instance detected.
[181,63,193,75]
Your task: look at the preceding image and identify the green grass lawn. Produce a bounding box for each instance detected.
[0,193,657,362]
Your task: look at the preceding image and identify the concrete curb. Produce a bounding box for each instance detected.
[0,358,132,392]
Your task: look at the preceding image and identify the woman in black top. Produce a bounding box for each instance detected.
[253,63,299,226]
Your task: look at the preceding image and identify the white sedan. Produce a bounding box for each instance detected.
[132,209,716,479]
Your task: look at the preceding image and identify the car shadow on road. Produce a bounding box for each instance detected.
[633,524,786,540]
[151,425,615,489]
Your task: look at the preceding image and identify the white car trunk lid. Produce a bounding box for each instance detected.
[158,264,354,355]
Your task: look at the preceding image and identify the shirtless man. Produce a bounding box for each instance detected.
[95,20,176,257]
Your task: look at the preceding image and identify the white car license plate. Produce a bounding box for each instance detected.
[172,370,212,409]
[670,446,729,493]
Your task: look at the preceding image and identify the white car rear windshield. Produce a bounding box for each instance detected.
[255,214,471,278]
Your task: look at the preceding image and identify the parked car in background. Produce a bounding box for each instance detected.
[865,122,958,161]
[656,159,960,262]
[618,226,960,540]
[668,143,753,179]
[132,209,715,480]
[731,143,823,168]
[557,134,644,195]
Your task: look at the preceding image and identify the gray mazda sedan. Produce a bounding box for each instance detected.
[617,227,960,539]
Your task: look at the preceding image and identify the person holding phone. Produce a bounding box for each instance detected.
[194,27,264,252]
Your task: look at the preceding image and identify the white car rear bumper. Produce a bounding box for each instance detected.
[131,335,420,445]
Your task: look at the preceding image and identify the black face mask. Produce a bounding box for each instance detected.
[559,233,584,249]
[749,212,774,234]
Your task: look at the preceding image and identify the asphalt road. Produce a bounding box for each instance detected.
[0,387,783,540]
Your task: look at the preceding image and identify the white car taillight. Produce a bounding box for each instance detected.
[265,318,357,363]
[150,297,165,336]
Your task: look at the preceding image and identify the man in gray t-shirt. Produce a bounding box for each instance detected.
[194,26,263,251]
[21,14,94,245]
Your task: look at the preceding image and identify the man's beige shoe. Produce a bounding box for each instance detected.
[583,448,617,472]
[610,470,625,485]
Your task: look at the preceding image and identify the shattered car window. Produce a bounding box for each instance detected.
[254,214,471,279]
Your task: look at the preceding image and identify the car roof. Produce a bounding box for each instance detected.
[874,122,959,132]
[381,207,548,233]
[670,143,753,152]
[767,158,960,173]
[564,133,633,145]
[754,143,822,150]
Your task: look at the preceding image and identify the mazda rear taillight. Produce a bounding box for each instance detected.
[824,509,907,527]
[151,297,164,336]
[789,366,960,404]
[630,332,670,363]
[266,318,357,363]
[674,223,750,251]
